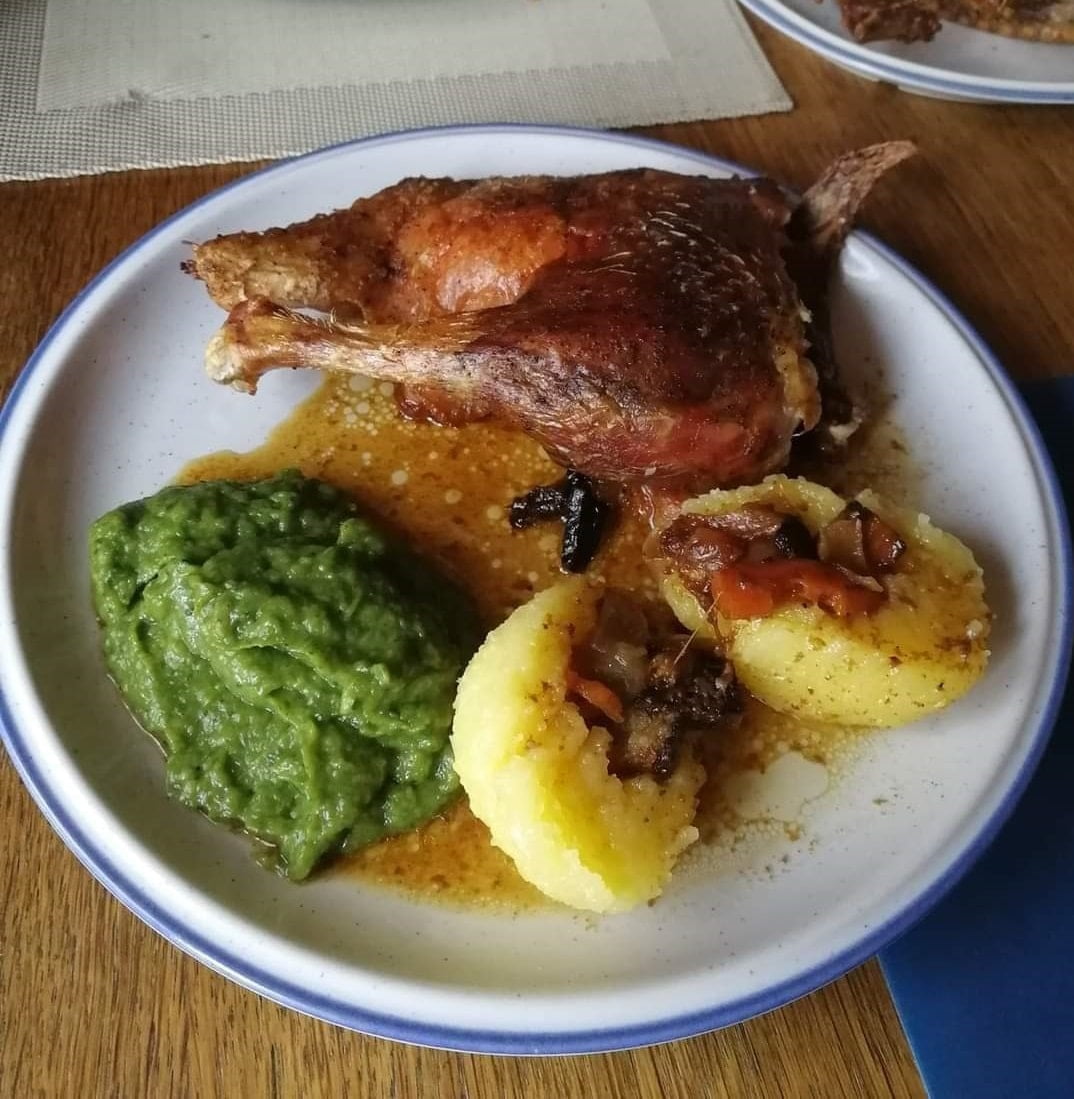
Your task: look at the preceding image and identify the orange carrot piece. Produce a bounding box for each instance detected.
[566,669,625,724]
[711,559,885,620]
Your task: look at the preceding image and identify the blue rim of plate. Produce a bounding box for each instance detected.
[0,124,1070,1056]
[738,0,1074,104]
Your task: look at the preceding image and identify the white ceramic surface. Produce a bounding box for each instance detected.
[0,126,1069,1054]
[738,0,1074,103]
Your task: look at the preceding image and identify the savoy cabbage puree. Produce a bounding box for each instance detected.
[89,470,479,879]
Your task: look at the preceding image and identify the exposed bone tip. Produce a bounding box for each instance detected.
[205,326,256,394]
[868,139,917,169]
[869,138,917,157]
[823,140,918,180]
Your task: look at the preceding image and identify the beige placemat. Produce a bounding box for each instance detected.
[1,0,791,181]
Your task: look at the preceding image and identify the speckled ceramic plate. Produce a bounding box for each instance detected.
[0,126,1069,1054]
[738,0,1074,103]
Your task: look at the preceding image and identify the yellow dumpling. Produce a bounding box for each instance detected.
[451,578,703,913]
[660,476,990,728]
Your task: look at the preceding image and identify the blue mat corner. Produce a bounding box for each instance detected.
[879,378,1074,1099]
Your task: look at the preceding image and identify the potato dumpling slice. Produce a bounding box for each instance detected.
[451,578,703,913]
[661,476,990,728]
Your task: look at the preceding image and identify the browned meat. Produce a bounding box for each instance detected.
[830,0,1073,42]
[565,591,742,780]
[938,0,1074,41]
[191,147,914,489]
[659,514,753,594]
[613,646,742,779]
[573,590,652,700]
[832,0,942,42]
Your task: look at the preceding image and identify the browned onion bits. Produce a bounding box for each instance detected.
[509,471,610,573]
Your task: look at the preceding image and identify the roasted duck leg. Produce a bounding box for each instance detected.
[191,145,914,489]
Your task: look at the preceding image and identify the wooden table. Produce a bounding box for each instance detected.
[2,21,1071,1098]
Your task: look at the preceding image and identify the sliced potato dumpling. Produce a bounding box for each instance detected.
[451,578,703,913]
[660,476,989,728]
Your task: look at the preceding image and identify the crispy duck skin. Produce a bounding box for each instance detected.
[191,147,914,488]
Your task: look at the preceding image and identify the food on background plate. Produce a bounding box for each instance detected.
[657,476,990,727]
[89,471,479,879]
[451,578,740,913]
[831,0,1074,44]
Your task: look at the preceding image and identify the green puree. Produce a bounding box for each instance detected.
[89,470,479,880]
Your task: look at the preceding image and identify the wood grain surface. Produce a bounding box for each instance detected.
[2,21,1072,1098]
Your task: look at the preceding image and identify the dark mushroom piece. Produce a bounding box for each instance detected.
[510,470,611,573]
[614,646,742,780]
[565,590,744,781]
[772,515,818,560]
[819,501,906,577]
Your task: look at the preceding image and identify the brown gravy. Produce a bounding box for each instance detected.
[182,376,915,910]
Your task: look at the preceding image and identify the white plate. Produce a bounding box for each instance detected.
[740,0,1074,103]
[0,126,1069,1054]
